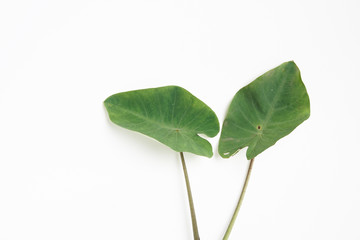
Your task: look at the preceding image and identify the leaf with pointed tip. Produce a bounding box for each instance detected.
[219,61,310,159]
[104,86,219,157]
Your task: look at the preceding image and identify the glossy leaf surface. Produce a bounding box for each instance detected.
[105,86,219,157]
[219,61,310,159]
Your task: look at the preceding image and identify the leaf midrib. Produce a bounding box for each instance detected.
[106,102,196,135]
[250,75,288,152]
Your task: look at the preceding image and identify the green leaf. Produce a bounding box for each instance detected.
[218,61,310,159]
[104,86,219,157]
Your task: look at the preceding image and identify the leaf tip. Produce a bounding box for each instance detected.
[103,95,114,109]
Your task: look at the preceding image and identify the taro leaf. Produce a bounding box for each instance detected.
[218,61,310,159]
[104,86,219,157]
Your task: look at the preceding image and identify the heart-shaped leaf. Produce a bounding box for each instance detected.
[104,86,219,157]
[219,61,310,159]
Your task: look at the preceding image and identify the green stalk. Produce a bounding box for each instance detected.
[180,152,200,240]
[223,158,255,240]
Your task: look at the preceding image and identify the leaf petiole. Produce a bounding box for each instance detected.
[180,152,200,240]
[223,158,255,240]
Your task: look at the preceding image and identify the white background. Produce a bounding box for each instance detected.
[1,0,360,239]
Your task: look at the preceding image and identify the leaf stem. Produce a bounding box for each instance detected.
[223,158,255,240]
[180,152,200,240]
